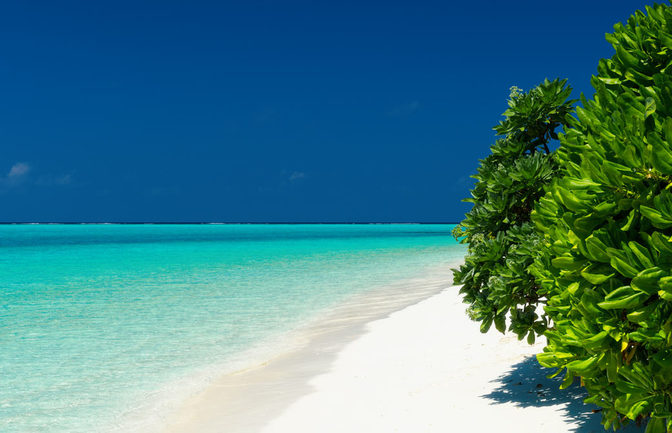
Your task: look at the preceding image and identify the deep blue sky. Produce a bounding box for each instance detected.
[0,0,656,222]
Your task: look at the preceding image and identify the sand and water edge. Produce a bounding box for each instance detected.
[162,261,645,433]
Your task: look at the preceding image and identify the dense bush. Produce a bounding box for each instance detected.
[452,79,574,341]
[532,4,672,431]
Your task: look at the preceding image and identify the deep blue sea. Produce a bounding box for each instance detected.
[0,224,464,432]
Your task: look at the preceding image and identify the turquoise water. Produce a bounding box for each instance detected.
[0,224,464,433]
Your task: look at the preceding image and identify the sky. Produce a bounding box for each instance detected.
[0,0,658,222]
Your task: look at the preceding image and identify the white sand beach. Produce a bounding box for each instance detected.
[165,276,645,433]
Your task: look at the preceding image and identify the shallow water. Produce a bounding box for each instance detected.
[0,224,465,433]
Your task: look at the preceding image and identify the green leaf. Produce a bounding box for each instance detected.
[645,417,666,433]
[628,399,652,420]
[585,236,611,262]
[598,77,621,85]
[584,330,609,350]
[480,317,493,333]
[567,356,599,376]
[552,256,585,271]
[581,265,614,284]
[494,314,506,333]
[616,44,640,68]
[610,256,640,278]
[605,285,636,301]
[560,370,575,389]
[659,276,672,293]
[627,304,656,323]
[607,352,619,383]
[632,267,666,295]
[527,330,535,345]
[628,241,654,268]
[649,134,672,175]
[644,97,656,118]
[621,209,636,231]
[599,286,647,309]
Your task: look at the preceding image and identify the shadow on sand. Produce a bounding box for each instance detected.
[482,356,645,433]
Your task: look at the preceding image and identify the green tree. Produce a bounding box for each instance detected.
[532,4,672,431]
[453,79,574,341]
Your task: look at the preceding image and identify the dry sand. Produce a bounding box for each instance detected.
[165,274,645,433]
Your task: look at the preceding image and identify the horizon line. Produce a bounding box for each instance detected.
[0,221,459,225]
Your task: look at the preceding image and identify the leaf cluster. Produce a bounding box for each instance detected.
[531,4,672,431]
[453,79,575,342]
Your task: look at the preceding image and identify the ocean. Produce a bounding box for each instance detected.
[0,224,464,432]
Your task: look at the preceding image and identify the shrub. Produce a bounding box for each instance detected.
[532,4,672,431]
[452,79,574,341]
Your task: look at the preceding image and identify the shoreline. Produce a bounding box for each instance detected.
[162,263,457,433]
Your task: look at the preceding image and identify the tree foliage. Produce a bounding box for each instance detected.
[452,79,575,341]
[532,4,672,431]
